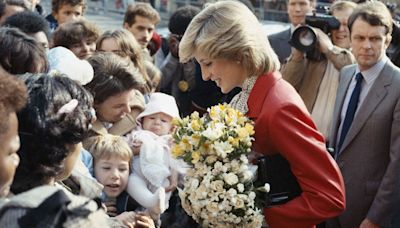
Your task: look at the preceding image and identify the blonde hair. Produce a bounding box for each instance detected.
[329,0,357,15]
[96,29,151,94]
[179,0,280,77]
[144,60,161,92]
[85,134,133,163]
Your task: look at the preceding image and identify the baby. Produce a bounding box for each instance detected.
[125,92,180,219]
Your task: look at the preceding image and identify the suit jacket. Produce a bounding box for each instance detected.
[247,72,345,228]
[268,28,291,64]
[327,61,400,228]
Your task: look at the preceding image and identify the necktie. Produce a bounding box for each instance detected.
[337,73,363,153]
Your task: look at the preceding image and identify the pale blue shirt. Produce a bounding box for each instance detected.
[336,55,388,149]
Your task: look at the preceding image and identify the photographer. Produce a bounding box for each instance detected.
[282,0,357,139]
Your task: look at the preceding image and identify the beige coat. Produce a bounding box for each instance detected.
[282,46,355,112]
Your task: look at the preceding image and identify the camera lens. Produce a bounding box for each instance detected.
[298,30,314,46]
[289,26,317,52]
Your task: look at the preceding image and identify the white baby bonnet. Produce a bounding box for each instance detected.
[136,92,180,126]
[47,47,94,85]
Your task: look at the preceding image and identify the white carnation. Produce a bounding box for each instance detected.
[224,173,239,185]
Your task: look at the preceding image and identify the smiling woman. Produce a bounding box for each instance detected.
[84,53,146,138]
[179,1,345,227]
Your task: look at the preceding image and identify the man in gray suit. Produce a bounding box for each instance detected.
[268,0,315,64]
[327,1,400,228]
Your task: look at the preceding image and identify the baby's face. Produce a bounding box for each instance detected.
[94,156,130,198]
[142,112,173,136]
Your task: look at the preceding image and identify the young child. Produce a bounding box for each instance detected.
[86,134,132,214]
[45,0,86,31]
[125,92,180,219]
[86,133,156,227]
[52,19,100,59]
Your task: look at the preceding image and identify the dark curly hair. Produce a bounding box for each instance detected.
[168,5,200,35]
[0,68,27,137]
[0,27,48,74]
[11,73,94,194]
[4,11,51,39]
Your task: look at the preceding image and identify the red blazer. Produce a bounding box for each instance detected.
[247,72,345,228]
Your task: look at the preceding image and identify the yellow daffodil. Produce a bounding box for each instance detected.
[191,151,201,164]
[245,123,255,135]
[191,119,201,131]
[237,127,249,139]
[172,117,181,126]
[172,144,185,157]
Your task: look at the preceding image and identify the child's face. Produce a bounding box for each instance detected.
[54,4,83,25]
[94,156,130,198]
[142,112,173,136]
[0,113,20,197]
[69,38,96,59]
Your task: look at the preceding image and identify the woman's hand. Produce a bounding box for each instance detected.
[135,212,156,228]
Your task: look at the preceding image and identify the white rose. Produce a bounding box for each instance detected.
[237,183,244,192]
[224,173,239,185]
[205,155,218,164]
[233,197,245,209]
[242,170,253,181]
[206,202,219,214]
[249,191,256,200]
[227,188,238,196]
[230,160,240,172]
[198,184,208,199]
[210,180,225,192]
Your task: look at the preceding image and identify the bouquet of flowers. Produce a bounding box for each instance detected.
[172,104,268,228]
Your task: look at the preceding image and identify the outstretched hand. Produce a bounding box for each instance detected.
[135,212,156,228]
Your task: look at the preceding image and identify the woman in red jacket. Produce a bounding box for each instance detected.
[178,1,345,227]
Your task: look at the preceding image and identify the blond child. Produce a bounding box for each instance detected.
[86,134,155,227]
[125,92,180,219]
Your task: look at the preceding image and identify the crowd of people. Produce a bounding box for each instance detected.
[0,0,399,227]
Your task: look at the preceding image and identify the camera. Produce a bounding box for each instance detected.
[289,13,340,60]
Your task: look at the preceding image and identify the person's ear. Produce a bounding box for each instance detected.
[385,34,392,48]
[123,22,129,29]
